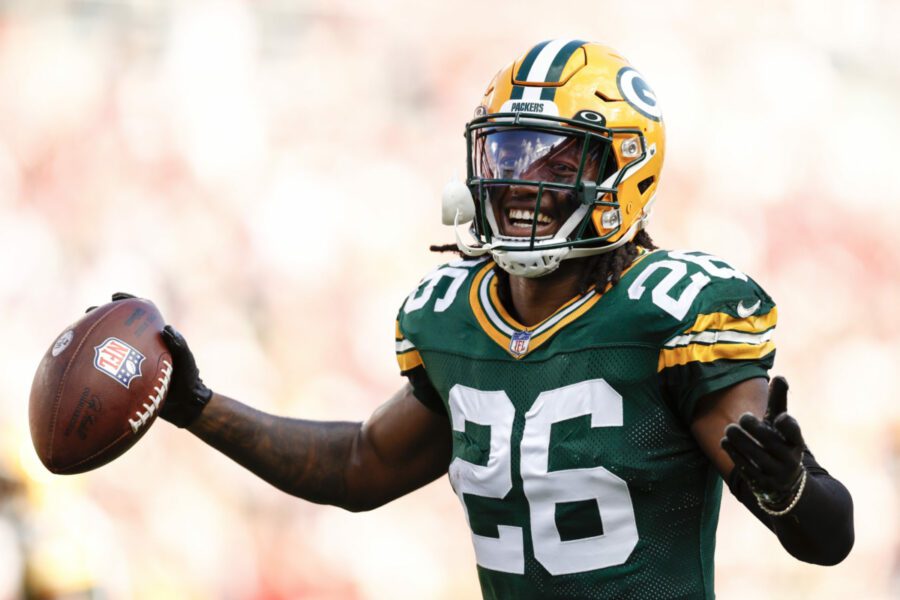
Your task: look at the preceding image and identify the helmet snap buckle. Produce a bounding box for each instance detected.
[580,181,597,206]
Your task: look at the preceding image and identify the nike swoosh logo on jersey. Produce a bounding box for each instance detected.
[736,299,762,318]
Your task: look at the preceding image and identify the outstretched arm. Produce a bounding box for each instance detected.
[188,386,451,512]
[691,377,854,565]
[161,327,451,513]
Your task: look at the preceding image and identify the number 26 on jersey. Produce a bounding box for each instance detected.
[448,379,638,576]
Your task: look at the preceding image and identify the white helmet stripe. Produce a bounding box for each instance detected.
[520,38,580,100]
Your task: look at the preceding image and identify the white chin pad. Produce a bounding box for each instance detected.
[441,180,476,225]
[492,247,571,278]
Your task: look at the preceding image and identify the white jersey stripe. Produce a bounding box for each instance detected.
[479,268,597,337]
[664,328,774,349]
[480,271,517,336]
[396,339,416,353]
[532,289,597,336]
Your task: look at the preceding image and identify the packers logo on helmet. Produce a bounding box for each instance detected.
[617,67,662,121]
[442,40,666,278]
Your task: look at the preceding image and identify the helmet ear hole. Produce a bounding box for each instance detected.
[638,176,654,195]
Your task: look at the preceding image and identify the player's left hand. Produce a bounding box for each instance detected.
[721,376,806,511]
[159,325,213,428]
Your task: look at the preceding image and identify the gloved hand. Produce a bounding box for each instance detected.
[159,325,213,428]
[86,294,213,427]
[721,376,806,513]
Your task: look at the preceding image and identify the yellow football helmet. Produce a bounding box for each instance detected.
[444,39,666,278]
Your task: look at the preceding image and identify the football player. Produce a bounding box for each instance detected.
[148,40,854,598]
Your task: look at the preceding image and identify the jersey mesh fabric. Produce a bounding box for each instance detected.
[396,251,776,599]
[425,345,720,599]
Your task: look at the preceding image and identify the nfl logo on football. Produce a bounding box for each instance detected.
[93,337,145,388]
[509,331,533,357]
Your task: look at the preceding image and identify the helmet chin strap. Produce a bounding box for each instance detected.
[454,209,490,257]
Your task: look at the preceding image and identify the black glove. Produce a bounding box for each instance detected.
[721,376,806,512]
[85,292,137,313]
[159,325,213,428]
[85,295,212,426]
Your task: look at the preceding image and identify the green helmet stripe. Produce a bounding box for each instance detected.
[515,40,552,81]
[510,40,550,100]
[510,39,586,103]
[544,39,586,84]
[539,39,585,101]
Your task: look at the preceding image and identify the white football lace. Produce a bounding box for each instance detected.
[128,359,173,434]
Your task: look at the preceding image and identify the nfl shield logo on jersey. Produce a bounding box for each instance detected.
[93,337,145,388]
[509,331,533,357]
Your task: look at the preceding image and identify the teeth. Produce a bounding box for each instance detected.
[508,208,552,225]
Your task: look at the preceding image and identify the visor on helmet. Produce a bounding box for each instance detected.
[472,129,613,189]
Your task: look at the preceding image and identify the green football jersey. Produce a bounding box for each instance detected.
[395,249,776,600]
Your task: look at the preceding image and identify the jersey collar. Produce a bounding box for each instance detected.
[468,261,602,359]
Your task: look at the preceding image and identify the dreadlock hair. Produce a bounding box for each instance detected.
[429,229,658,302]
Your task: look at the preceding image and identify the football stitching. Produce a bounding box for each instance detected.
[58,357,169,473]
[129,358,172,433]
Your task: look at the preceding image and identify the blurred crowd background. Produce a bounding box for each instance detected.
[0,0,898,598]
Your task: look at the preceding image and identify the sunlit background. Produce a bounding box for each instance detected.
[0,0,898,598]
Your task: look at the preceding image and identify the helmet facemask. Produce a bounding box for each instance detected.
[456,112,653,278]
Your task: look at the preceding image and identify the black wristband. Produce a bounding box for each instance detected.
[726,448,854,564]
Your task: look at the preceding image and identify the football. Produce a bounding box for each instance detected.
[29,298,172,474]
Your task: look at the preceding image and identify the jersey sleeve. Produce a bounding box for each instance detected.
[395,316,446,415]
[393,258,488,416]
[657,272,777,424]
[395,318,423,374]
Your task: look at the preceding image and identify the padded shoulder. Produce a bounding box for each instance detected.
[617,249,775,346]
[395,257,489,372]
[619,249,777,422]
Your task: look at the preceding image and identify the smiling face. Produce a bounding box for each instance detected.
[473,129,606,239]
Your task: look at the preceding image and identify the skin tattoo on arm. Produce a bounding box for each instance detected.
[189,393,361,507]
[188,385,451,512]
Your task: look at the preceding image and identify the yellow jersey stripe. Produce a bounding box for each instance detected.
[687,307,777,334]
[658,341,776,371]
[485,273,523,332]
[397,349,424,372]
[529,293,602,350]
[469,263,511,350]
[486,272,583,333]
